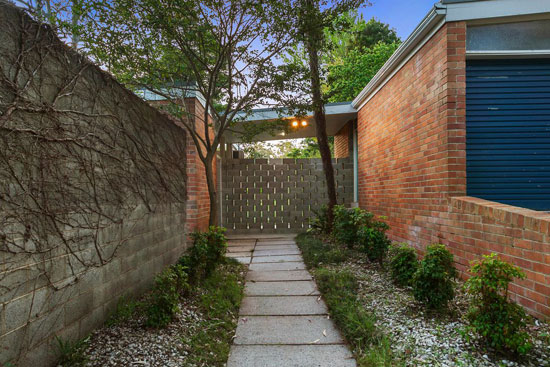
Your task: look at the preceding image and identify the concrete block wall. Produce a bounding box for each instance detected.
[0,3,190,365]
[222,158,353,233]
[356,21,549,318]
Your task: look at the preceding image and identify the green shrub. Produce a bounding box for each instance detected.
[333,205,383,250]
[389,244,418,286]
[188,226,227,281]
[465,253,532,355]
[412,244,457,309]
[295,233,348,268]
[145,264,190,328]
[55,335,89,366]
[357,220,390,263]
[308,205,330,235]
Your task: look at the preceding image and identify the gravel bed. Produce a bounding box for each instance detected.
[335,257,550,367]
[83,299,205,367]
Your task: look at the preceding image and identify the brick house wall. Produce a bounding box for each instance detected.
[356,21,550,319]
[184,98,216,233]
[334,121,352,158]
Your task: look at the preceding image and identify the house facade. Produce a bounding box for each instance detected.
[352,0,550,318]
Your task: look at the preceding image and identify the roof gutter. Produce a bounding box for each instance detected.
[352,3,448,110]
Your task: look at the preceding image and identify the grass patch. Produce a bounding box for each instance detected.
[181,260,245,366]
[55,335,89,367]
[295,232,348,268]
[105,296,142,327]
[297,233,402,367]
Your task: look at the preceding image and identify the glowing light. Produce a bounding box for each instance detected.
[291,120,299,127]
[301,120,308,127]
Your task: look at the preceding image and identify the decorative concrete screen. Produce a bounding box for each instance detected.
[222,158,354,233]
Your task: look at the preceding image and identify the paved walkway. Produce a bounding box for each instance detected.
[225,235,356,367]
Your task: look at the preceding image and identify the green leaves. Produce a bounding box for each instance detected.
[389,244,418,287]
[465,253,532,355]
[325,41,399,102]
[412,244,457,309]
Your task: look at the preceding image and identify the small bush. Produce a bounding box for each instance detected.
[308,205,330,235]
[188,226,227,281]
[145,264,190,328]
[55,335,89,367]
[389,244,418,286]
[357,219,390,263]
[465,253,532,355]
[295,233,348,268]
[412,244,457,309]
[333,205,382,250]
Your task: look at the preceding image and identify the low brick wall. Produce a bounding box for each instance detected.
[444,197,550,318]
[222,158,353,233]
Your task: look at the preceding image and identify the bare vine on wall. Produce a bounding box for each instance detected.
[0,2,187,361]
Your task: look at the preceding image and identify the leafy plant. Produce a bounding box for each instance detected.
[188,226,227,282]
[55,335,89,367]
[332,205,376,248]
[357,220,390,263]
[308,205,331,235]
[295,233,348,268]
[389,244,418,287]
[465,253,532,355]
[412,244,457,309]
[145,264,190,328]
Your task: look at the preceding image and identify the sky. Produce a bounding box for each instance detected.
[358,0,438,40]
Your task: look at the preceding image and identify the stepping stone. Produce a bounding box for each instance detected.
[227,246,254,253]
[227,345,356,367]
[227,252,254,258]
[246,270,312,282]
[227,240,256,247]
[251,245,298,251]
[251,255,302,263]
[249,262,306,271]
[233,316,344,345]
[256,240,296,246]
[245,281,319,296]
[233,257,251,264]
[240,296,327,315]
[253,248,301,256]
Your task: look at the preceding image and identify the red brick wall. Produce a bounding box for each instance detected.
[185,98,216,233]
[334,121,352,158]
[356,22,550,319]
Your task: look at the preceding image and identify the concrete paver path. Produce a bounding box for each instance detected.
[226,235,356,367]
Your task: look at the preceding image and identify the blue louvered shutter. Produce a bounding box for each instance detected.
[466,59,550,211]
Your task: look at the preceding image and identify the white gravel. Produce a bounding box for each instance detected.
[337,257,550,367]
[83,300,204,367]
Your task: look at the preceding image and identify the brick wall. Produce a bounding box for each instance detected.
[356,21,549,318]
[184,98,216,233]
[334,121,352,158]
[0,3,189,366]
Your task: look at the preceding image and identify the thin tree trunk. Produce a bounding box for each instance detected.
[304,2,338,229]
[204,154,218,226]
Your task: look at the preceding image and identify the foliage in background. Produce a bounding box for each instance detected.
[412,244,457,309]
[308,205,331,235]
[325,42,400,102]
[145,264,190,328]
[332,205,366,247]
[465,254,532,355]
[389,244,419,287]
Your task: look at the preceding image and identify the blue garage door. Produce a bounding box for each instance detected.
[466,59,550,211]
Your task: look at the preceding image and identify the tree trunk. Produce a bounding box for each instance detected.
[204,154,218,226]
[304,4,338,230]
